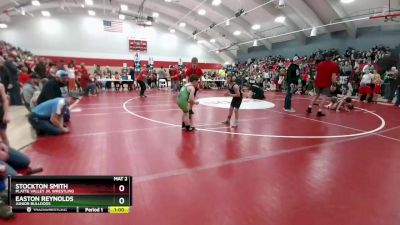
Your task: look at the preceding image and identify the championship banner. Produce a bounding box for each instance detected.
[129,39,147,52]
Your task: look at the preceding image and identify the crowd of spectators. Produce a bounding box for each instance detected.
[0,41,82,219]
[230,46,399,106]
[0,40,399,218]
[0,42,216,220]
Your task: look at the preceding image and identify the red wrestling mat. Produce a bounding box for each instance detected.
[8,90,400,225]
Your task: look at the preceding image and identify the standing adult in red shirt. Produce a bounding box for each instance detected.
[185,57,203,115]
[80,71,96,96]
[18,67,30,86]
[185,57,203,93]
[307,52,339,117]
[73,61,79,75]
[170,65,181,92]
[79,63,88,77]
[136,65,149,98]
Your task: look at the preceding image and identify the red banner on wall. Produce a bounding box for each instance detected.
[129,39,147,52]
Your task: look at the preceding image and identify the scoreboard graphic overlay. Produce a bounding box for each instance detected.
[8,176,132,213]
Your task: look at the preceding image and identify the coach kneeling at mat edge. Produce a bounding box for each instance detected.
[29,95,80,136]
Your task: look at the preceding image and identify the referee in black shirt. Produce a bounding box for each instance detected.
[284,56,301,112]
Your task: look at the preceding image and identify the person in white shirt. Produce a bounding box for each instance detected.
[362,62,374,74]
[157,67,168,88]
[67,63,76,91]
[360,72,373,86]
[345,81,353,97]
[360,72,374,102]
[354,60,360,72]
[22,73,41,111]
[262,71,268,80]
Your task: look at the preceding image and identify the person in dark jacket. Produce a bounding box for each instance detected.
[284,56,301,112]
[0,57,10,89]
[395,68,400,107]
[37,70,69,105]
[34,59,47,79]
[37,70,70,121]
[3,56,22,105]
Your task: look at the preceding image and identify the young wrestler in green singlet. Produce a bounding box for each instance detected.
[177,75,199,132]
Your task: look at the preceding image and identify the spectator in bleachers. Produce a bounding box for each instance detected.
[362,60,375,74]
[3,53,22,105]
[360,70,374,102]
[47,65,58,78]
[342,60,352,76]
[37,70,71,121]
[373,76,382,103]
[150,71,157,88]
[80,70,96,96]
[170,65,181,93]
[34,58,47,79]
[18,66,30,86]
[56,60,65,70]
[22,73,41,111]
[103,70,112,91]
[94,71,103,91]
[218,68,226,79]
[0,142,31,176]
[94,64,101,75]
[79,63,88,79]
[0,82,10,146]
[105,66,112,78]
[372,69,381,88]
[0,163,12,219]
[0,57,10,91]
[113,71,122,91]
[37,70,69,105]
[0,141,31,219]
[67,62,76,91]
[248,74,256,86]
[157,66,167,88]
[256,74,264,87]
[300,73,309,95]
[277,68,286,92]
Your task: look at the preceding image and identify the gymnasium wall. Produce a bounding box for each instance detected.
[0,14,223,69]
[238,26,400,61]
